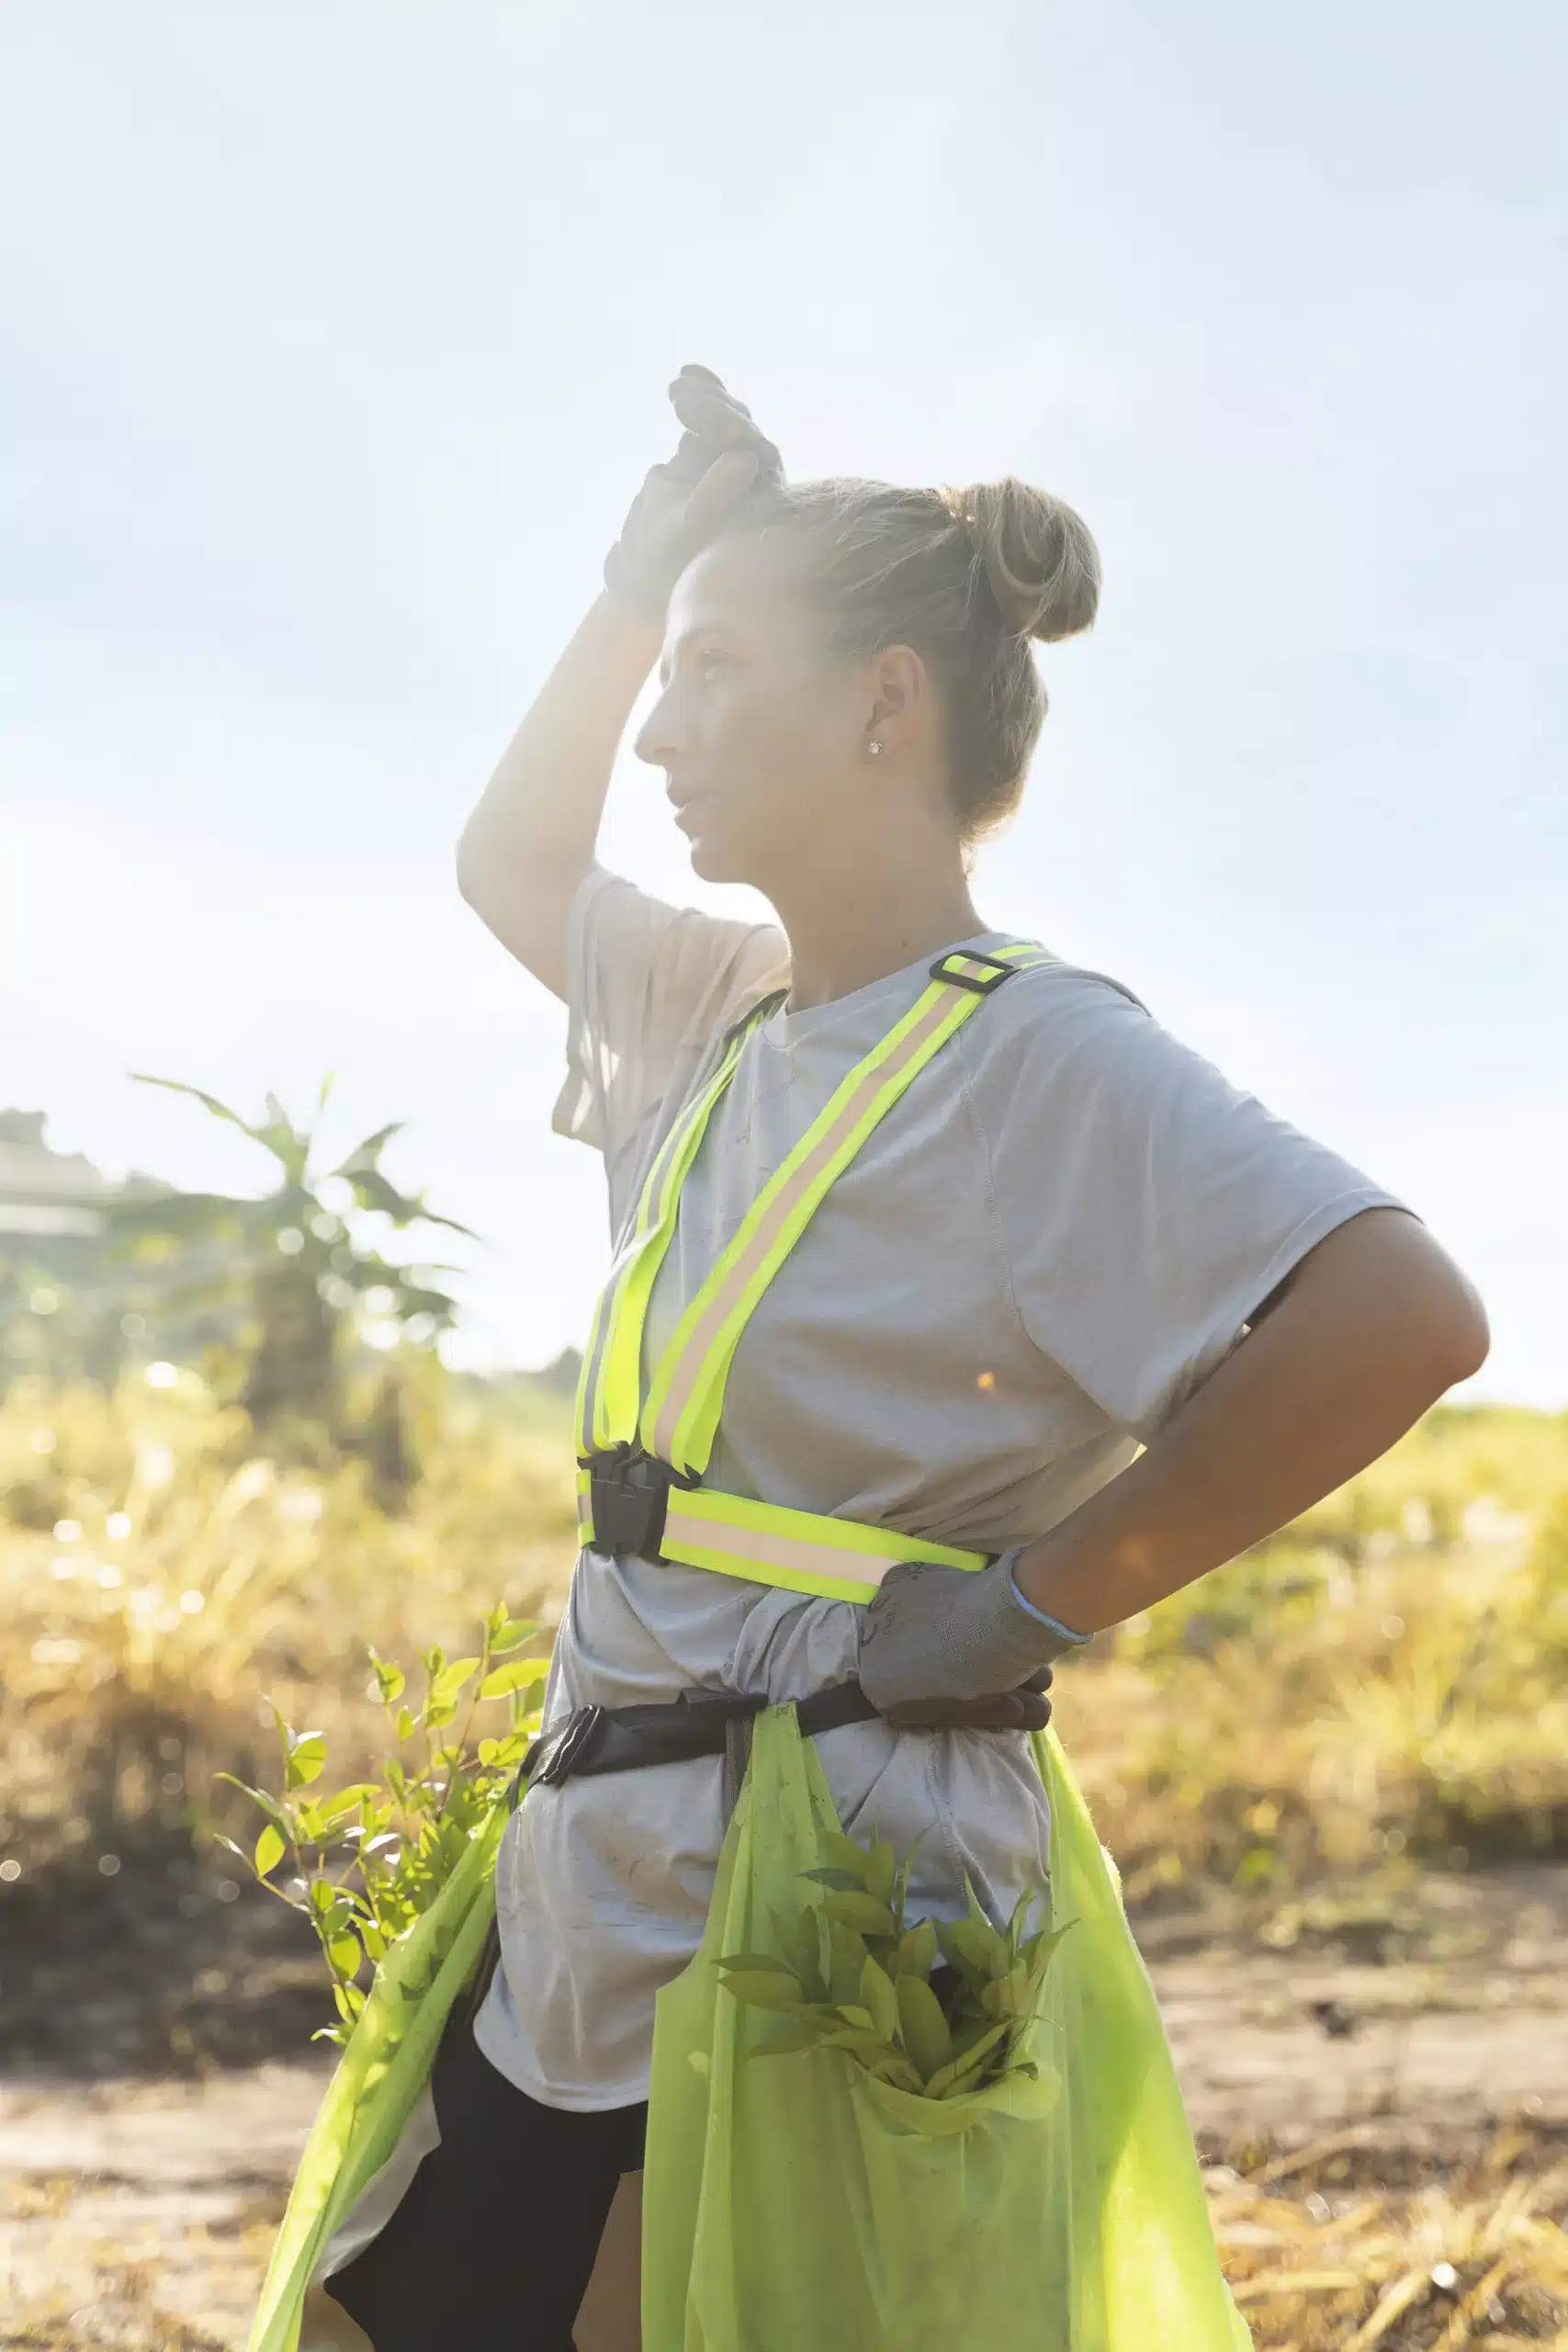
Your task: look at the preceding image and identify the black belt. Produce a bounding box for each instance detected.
[513,1679,878,1800]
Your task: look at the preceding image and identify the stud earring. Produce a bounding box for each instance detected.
[867,738,885,757]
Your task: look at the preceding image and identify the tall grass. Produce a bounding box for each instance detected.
[1066,1404,1568,1902]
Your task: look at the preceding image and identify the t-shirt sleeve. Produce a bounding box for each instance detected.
[976,973,1417,1443]
[551,863,788,1213]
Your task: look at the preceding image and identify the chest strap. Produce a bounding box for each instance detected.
[574,943,1054,1605]
[575,1454,989,1604]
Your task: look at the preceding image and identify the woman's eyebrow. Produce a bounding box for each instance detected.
[658,625,739,687]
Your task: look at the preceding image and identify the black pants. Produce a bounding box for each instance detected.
[329,2003,649,2352]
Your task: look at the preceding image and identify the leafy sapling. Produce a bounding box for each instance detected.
[216,1601,547,2041]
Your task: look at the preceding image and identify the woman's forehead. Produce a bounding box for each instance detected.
[674,530,809,639]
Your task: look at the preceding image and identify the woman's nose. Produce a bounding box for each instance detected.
[634,688,681,767]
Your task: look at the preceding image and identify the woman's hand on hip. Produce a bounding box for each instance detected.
[856,1552,1086,1725]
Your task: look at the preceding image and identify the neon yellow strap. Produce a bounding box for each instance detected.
[576,1465,987,1605]
[574,993,783,1456]
[640,944,1054,1476]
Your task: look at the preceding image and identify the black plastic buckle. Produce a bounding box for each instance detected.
[583,1447,682,1562]
[930,948,1019,996]
[522,1704,608,1792]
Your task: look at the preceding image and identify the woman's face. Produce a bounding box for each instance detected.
[632,533,876,891]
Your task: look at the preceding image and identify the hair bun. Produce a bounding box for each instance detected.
[940,476,1100,644]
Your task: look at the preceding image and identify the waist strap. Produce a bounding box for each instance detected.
[517,1679,878,1794]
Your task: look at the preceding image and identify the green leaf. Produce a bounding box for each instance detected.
[819,1831,876,1883]
[214,1773,288,1833]
[333,1121,404,1177]
[821,2003,872,2031]
[316,1782,381,1825]
[487,1614,540,1655]
[925,2021,1010,2099]
[859,1955,899,2044]
[333,1980,367,2025]
[394,1707,415,1742]
[799,1867,869,1894]
[934,1919,980,1983]
[714,1953,798,1977]
[423,1699,457,1731]
[817,2026,899,2065]
[949,2021,1014,2087]
[720,1971,807,2013]
[895,1973,953,2081]
[369,1653,406,1705]
[827,1921,869,2008]
[129,1073,269,1147]
[863,1836,897,1908]
[479,1732,533,1770]
[892,1919,940,1980]
[946,1917,1009,1978]
[980,1964,1032,2021]
[254,1824,286,1877]
[773,1905,829,2003]
[1008,1885,1041,1944]
[748,2023,823,2058]
[431,1658,480,1705]
[479,1657,550,1702]
[327,1933,363,1980]
[822,1891,900,1941]
[285,1733,328,1789]
[1020,1920,1077,1978]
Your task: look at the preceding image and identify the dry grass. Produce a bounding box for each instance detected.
[0,1364,575,1879]
[1209,2124,1568,2349]
[3,2130,1564,2349]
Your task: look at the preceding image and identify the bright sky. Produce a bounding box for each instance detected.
[4,5,1563,1407]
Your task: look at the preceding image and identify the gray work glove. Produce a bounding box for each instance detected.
[857,1547,1090,1731]
[603,363,784,624]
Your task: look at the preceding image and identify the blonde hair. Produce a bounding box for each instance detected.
[727,472,1100,843]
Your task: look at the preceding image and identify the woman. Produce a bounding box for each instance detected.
[328,365,1488,2349]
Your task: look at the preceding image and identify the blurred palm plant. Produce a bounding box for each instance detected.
[106,1077,474,1464]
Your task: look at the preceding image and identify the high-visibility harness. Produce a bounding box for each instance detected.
[573,940,1055,1603]
[247,933,1254,2352]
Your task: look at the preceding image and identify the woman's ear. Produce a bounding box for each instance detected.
[863,642,931,753]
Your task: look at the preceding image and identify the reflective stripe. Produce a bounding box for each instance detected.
[642,981,964,1469]
[575,998,779,1456]
[576,1466,987,1606]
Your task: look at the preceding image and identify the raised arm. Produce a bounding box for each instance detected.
[456,365,784,1001]
[456,592,661,998]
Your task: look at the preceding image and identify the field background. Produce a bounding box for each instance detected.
[3,1363,1566,2348]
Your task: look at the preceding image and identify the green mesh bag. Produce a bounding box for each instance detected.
[641,1702,1251,2351]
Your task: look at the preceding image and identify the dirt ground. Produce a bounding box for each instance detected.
[3,1860,1566,2347]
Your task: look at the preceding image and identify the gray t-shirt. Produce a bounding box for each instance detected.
[475,867,1409,2109]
